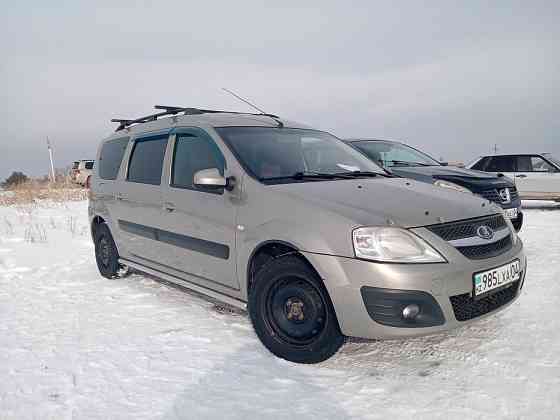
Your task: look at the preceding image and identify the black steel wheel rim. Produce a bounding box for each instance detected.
[264,276,327,346]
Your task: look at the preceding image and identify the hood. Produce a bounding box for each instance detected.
[389,166,514,190]
[270,177,500,228]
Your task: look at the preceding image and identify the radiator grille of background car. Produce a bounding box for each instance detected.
[480,186,519,204]
[509,187,519,201]
[450,279,520,321]
[427,214,507,241]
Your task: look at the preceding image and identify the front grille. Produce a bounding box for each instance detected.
[480,186,519,204]
[456,234,513,260]
[427,214,507,241]
[450,280,520,321]
[480,189,500,203]
[510,187,519,201]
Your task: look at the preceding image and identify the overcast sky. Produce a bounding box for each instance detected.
[1,0,559,180]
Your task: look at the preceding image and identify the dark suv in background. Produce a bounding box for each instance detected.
[346,139,523,231]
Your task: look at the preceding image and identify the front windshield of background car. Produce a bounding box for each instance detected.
[353,141,441,168]
[216,127,386,183]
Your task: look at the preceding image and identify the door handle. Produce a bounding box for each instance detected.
[515,174,527,178]
[164,202,176,212]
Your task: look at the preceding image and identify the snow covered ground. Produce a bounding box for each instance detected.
[1,200,560,420]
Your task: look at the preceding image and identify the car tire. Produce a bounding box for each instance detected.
[249,255,344,364]
[94,223,124,279]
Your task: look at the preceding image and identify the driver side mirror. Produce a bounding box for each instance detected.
[193,168,235,191]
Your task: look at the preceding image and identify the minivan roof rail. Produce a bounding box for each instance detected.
[111,105,280,131]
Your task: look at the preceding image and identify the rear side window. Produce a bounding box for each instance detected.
[516,155,557,172]
[171,132,225,192]
[99,138,129,180]
[85,161,94,170]
[127,135,169,185]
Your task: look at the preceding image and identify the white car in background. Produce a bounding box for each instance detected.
[71,160,95,187]
[468,153,560,201]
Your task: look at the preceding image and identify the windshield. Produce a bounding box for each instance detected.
[216,127,386,183]
[353,141,441,168]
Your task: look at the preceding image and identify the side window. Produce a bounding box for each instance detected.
[471,157,490,171]
[485,156,515,172]
[85,161,94,170]
[171,132,226,192]
[530,156,556,172]
[99,137,129,180]
[127,135,168,185]
[515,156,531,172]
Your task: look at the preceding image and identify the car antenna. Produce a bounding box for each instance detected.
[221,87,283,128]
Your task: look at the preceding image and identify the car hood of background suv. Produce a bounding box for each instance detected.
[271,177,500,229]
[389,166,515,190]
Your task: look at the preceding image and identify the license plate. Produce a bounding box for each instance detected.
[504,207,519,220]
[473,260,521,298]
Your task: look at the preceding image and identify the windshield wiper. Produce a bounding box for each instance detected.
[332,170,393,178]
[261,171,350,182]
[388,160,432,167]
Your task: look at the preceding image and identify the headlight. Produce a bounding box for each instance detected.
[352,227,446,263]
[433,179,471,194]
[505,217,518,245]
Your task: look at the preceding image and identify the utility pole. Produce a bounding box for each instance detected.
[47,137,56,182]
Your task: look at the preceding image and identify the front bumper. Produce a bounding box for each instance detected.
[302,233,526,340]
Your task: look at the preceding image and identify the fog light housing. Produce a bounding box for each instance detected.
[402,304,421,320]
[360,287,445,328]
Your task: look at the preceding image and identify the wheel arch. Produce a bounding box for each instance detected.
[90,215,106,238]
[246,239,323,297]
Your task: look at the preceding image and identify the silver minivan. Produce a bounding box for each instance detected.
[89,106,527,363]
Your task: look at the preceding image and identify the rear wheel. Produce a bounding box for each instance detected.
[94,223,125,279]
[249,255,344,363]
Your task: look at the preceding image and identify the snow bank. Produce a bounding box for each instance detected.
[1,201,559,419]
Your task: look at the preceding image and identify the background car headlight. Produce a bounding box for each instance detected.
[505,217,518,245]
[352,227,446,263]
[433,179,471,194]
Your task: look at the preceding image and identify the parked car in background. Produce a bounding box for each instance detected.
[89,106,526,363]
[345,139,524,231]
[71,160,95,187]
[468,154,560,202]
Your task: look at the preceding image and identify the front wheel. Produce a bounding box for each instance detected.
[249,255,344,364]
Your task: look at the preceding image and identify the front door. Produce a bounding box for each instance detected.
[158,128,239,290]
